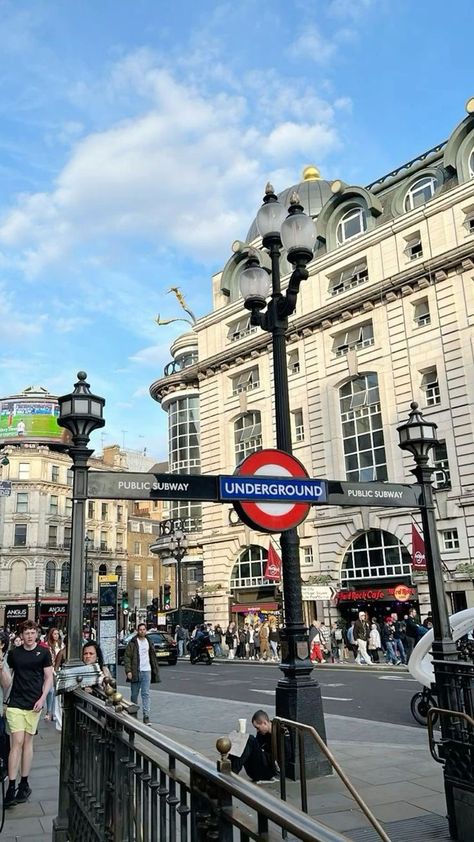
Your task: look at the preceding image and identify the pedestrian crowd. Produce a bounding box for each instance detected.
[172,619,282,661]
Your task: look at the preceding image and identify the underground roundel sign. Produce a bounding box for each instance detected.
[231,449,311,533]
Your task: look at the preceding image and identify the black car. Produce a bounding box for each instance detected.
[118,631,178,665]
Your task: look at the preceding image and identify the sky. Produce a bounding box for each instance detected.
[0,0,473,460]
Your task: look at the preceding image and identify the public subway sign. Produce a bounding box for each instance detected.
[336,584,417,602]
[87,471,219,501]
[326,481,422,509]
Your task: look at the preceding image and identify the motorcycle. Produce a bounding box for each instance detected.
[189,636,214,665]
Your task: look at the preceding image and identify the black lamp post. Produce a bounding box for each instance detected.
[238,185,331,778]
[169,528,188,630]
[53,372,105,842]
[398,402,474,838]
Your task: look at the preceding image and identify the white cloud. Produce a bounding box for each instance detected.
[0,52,345,275]
[287,26,336,65]
[129,342,172,367]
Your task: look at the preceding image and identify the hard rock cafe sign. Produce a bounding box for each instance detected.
[336,584,417,603]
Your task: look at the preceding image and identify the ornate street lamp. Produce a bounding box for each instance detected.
[53,372,105,842]
[169,528,188,630]
[398,402,474,838]
[238,186,331,778]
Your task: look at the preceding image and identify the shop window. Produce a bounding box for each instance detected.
[441,529,459,551]
[14,524,27,546]
[432,441,451,489]
[333,321,374,357]
[230,545,270,589]
[404,176,437,212]
[340,374,387,482]
[45,560,56,592]
[341,529,411,584]
[421,367,440,406]
[404,233,423,261]
[232,366,260,395]
[234,411,262,462]
[228,315,258,342]
[330,261,368,296]
[336,207,367,245]
[413,298,431,327]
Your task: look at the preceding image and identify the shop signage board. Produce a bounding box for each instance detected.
[336,584,417,603]
[4,604,28,624]
[0,480,12,496]
[98,575,118,676]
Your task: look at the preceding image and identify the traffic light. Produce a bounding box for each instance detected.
[163,583,171,609]
[122,591,129,610]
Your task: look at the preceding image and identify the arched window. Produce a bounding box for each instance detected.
[234,411,262,462]
[98,563,107,576]
[45,560,56,593]
[85,564,94,594]
[230,545,269,590]
[404,176,437,212]
[340,374,387,482]
[469,147,474,179]
[10,560,27,594]
[60,561,70,593]
[341,530,411,584]
[336,207,367,246]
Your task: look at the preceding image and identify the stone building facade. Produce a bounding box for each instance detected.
[150,101,474,628]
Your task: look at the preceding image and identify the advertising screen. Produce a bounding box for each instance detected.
[0,398,66,441]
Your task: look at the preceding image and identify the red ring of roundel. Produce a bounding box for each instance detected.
[236,449,310,531]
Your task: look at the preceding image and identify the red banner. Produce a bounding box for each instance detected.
[412,524,427,571]
[264,543,282,580]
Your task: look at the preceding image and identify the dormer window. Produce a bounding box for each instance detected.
[330,261,368,295]
[336,207,367,246]
[404,176,437,212]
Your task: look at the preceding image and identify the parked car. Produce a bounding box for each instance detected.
[118,631,178,665]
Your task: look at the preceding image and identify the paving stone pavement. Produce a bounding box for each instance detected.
[1,690,450,841]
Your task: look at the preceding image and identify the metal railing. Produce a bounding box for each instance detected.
[272,717,391,842]
[66,689,352,841]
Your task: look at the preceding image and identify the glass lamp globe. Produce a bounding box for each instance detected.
[239,265,271,305]
[256,200,287,239]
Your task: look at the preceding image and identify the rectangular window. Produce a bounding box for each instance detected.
[404,235,423,261]
[51,465,60,482]
[293,409,304,442]
[421,367,440,406]
[133,589,141,608]
[66,468,73,486]
[232,366,260,395]
[87,528,94,544]
[16,492,28,513]
[288,348,300,375]
[432,441,451,489]
[227,315,258,342]
[88,501,95,519]
[50,495,59,514]
[64,526,72,549]
[18,462,30,480]
[100,530,108,550]
[116,532,123,551]
[187,566,198,583]
[101,503,108,520]
[334,322,374,357]
[302,546,313,565]
[14,524,27,546]
[234,412,262,461]
[117,505,123,523]
[147,565,154,581]
[134,564,141,581]
[143,522,152,534]
[413,298,431,327]
[48,525,58,547]
[131,521,140,532]
[134,541,141,555]
[65,498,72,517]
[441,529,459,551]
[147,588,154,604]
[330,261,368,296]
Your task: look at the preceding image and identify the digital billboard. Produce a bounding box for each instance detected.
[0,398,66,442]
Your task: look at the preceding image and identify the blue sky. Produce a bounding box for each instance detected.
[0,0,473,459]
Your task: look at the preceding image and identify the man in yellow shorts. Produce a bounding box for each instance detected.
[4,620,53,808]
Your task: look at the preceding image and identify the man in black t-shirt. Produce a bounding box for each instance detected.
[4,620,53,808]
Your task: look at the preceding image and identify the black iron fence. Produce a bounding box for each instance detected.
[66,689,350,842]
